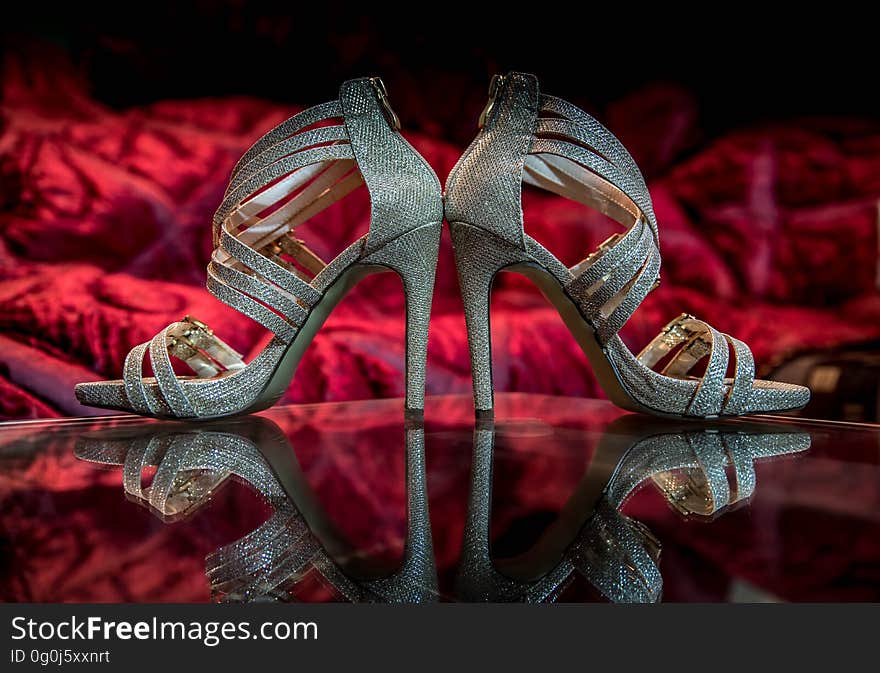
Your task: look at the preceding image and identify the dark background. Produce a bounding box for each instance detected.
[4,4,876,144]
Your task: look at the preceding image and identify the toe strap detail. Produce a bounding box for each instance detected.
[650,431,760,516]
[636,314,756,417]
[721,335,755,416]
[686,325,729,417]
[149,333,197,418]
[122,316,245,418]
[123,342,155,415]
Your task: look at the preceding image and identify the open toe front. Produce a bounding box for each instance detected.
[74,380,131,413]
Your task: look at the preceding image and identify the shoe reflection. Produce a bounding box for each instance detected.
[75,417,438,603]
[73,411,810,603]
[457,416,811,603]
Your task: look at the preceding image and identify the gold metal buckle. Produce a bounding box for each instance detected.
[658,313,695,344]
[661,313,695,333]
[478,74,505,129]
[261,235,295,259]
[182,315,211,334]
[597,232,623,253]
[168,315,213,360]
[582,232,624,265]
[660,313,714,358]
[370,77,401,131]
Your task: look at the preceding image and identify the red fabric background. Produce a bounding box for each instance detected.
[2,55,879,420]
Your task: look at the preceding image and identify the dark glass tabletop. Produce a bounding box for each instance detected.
[1,393,877,603]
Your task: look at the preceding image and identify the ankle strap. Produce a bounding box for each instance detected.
[445,71,658,243]
[213,98,352,242]
[455,72,662,344]
[528,94,658,242]
[204,77,441,345]
[213,78,441,254]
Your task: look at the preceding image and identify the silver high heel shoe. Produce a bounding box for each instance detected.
[75,77,443,420]
[445,72,811,419]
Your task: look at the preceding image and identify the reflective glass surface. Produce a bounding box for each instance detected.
[1,394,877,602]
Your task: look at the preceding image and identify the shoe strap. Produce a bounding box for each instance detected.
[636,314,756,416]
[454,72,657,241]
[528,96,657,239]
[569,498,662,602]
[651,431,762,515]
[121,316,248,416]
[213,99,354,244]
[528,84,663,343]
[604,429,761,521]
[454,72,662,344]
[206,77,441,343]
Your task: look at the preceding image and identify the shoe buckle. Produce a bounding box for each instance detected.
[168,315,213,361]
[582,232,624,265]
[597,232,623,253]
[659,313,713,358]
[478,74,506,129]
[659,313,695,339]
[664,313,695,331]
[370,77,401,131]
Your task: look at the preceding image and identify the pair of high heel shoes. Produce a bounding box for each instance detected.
[75,73,810,421]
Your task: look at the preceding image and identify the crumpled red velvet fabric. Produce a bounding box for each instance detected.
[1,56,879,420]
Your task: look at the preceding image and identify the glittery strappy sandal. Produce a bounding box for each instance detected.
[445,72,810,419]
[75,78,443,420]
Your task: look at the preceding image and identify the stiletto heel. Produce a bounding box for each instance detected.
[361,221,442,412]
[449,221,531,415]
[75,77,443,420]
[446,72,810,419]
